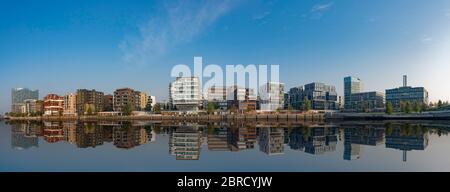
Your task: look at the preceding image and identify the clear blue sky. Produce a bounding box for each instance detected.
[1,0,450,114]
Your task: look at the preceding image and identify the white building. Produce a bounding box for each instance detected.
[206,86,227,101]
[259,82,285,111]
[63,93,77,116]
[149,95,156,107]
[169,77,202,111]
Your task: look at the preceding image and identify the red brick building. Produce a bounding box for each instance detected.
[43,94,64,116]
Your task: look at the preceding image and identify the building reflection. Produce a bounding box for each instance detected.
[11,123,39,150]
[113,123,154,149]
[77,123,104,148]
[5,121,436,162]
[286,126,338,155]
[258,127,284,155]
[229,123,257,151]
[385,124,429,162]
[63,122,77,144]
[343,126,385,161]
[207,127,230,151]
[304,126,338,155]
[169,125,202,160]
[43,122,65,143]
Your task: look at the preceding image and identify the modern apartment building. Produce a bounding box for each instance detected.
[344,76,362,109]
[304,82,338,110]
[149,95,156,107]
[23,99,43,114]
[113,88,141,112]
[385,75,429,110]
[76,89,104,115]
[259,82,285,111]
[103,94,114,112]
[288,86,304,110]
[169,77,202,111]
[287,83,338,111]
[347,91,385,112]
[227,86,257,112]
[43,94,64,116]
[63,93,77,115]
[11,88,39,113]
[206,86,227,101]
[139,92,148,110]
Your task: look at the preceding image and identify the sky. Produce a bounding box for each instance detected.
[1,0,450,114]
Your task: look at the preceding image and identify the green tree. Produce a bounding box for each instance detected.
[207,102,216,114]
[386,102,393,115]
[303,97,312,111]
[438,100,443,108]
[385,123,393,136]
[276,107,282,113]
[400,101,406,113]
[413,102,420,113]
[421,102,428,112]
[405,102,412,114]
[144,103,152,112]
[123,103,133,116]
[153,104,161,114]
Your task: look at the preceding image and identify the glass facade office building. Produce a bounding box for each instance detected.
[304,82,338,110]
[348,91,385,112]
[344,76,362,109]
[11,88,39,113]
[385,86,428,110]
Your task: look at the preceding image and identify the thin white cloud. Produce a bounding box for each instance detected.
[309,2,334,20]
[421,35,433,44]
[311,2,334,13]
[120,0,238,66]
[253,11,271,20]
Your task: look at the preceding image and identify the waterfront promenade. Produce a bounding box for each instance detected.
[327,110,450,121]
[6,113,324,122]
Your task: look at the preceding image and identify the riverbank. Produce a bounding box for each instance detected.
[327,110,450,121]
[6,113,325,122]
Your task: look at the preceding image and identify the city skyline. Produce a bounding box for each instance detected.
[2,0,450,114]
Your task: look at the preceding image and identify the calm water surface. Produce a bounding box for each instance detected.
[1,120,450,172]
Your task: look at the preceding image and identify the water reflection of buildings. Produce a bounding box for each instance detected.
[343,126,385,161]
[259,127,284,155]
[207,127,230,151]
[43,122,65,143]
[287,126,338,155]
[8,122,158,150]
[304,126,338,155]
[63,122,77,144]
[169,126,202,160]
[77,123,104,148]
[11,123,39,150]
[385,125,429,162]
[229,124,257,151]
[113,124,153,149]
